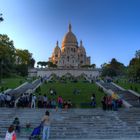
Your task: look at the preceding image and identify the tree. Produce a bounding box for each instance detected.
[46,61,57,68]
[16,64,28,76]
[135,50,140,59]
[15,49,35,76]
[16,49,32,65]
[29,58,35,68]
[90,64,96,68]
[81,64,90,68]
[0,34,16,79]
[101,63,116,77]
[128,50,140,82]
[0,34,35,77]
[37,61,43,68]
[101,58,125,77]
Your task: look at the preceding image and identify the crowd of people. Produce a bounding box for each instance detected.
[101,93,123,111]
[15,92,73,111]
[89,92,123,111]
[0,93,15,107]
[5,111,51,140]
[2,90,123,140]
[0,90,123,112]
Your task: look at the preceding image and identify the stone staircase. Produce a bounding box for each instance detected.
[0,108,140,139]
[98,81,140,107]
[4,78,42,98]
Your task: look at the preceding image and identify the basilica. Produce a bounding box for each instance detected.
[29,24,99,79]
[49,24,90,69]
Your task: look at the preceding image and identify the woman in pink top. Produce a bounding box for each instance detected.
[57,96,63,108]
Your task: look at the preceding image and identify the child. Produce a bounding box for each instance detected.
[13,117,20,133]
[5,125,16,140]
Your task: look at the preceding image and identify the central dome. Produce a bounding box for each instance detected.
[62,24,78,47]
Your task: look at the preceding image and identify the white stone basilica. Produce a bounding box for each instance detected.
[49,24,90,68]
[28,24,100,80]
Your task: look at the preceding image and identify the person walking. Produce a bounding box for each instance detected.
[31,94,36,108]
[91,93,96,107]
[5,125,16,140]
[42,111,50,140]
[57,96,63,108]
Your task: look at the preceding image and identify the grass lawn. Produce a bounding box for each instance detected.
[115,80,140,94]
[36,82,105,108]
[0,76,35,90]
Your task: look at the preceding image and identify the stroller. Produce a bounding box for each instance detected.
[29,123,43,140]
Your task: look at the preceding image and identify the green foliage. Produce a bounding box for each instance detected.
[135,50,140,59]
[29,58,35,68]
[134,86,138,92]
[19,80,23,85]
[115,78,140,94]
[0,77,26,89]
[130,85,133,90]
[0,86,4,92]
[101,58,126,77]
[0,34,35,78]
[0,34,16,79]
[81,64,90,68]
[128,52,140,82]
[37,61,57,68]
[15,64,28,76]
[47,61,57,68]
[16,49,35,68]
[35,82,105,108]
[35,86,41,93]
[81,64,96,69]
[98,87,103,92]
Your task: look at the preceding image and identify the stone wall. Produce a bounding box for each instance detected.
[28,68,100,80]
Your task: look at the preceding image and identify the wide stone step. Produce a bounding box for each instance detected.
[1,108,140,139]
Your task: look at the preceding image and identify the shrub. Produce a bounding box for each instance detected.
[19,80,23,85]
[1,86,4,92]
[134,87,138,92]
[130,85,133,90]
[35,86,41,93]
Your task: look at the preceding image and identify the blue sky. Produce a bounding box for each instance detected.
[0,0,140,67]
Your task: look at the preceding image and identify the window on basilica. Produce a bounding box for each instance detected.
[67,56,69,62]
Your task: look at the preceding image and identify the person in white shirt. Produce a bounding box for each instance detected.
[31,94,36,108]
[5,125,16,140]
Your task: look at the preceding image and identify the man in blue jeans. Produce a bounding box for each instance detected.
[42,111,50,140]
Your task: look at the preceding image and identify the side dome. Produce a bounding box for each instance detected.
[53,41,61,53]
[78,40,86,53]
[62,24,78,47]
[54,46,61,53]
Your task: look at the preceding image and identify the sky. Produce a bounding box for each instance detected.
[0,0,140,67]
